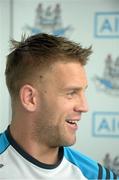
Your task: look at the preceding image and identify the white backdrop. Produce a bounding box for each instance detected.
[0,0,119,175]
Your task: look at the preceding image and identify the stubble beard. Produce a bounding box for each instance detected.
[32,118,76,148]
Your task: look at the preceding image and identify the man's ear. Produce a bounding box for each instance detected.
[19,84,37,112]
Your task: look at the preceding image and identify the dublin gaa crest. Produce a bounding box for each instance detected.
[94,54,119,96]
[103,153,119,176]
[23,3,73,36]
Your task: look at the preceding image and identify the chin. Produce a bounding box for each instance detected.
[62,138,76,147]
[63,142,75,147]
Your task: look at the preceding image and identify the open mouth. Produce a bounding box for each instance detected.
[65,119,79,131]
[66,120,78,125]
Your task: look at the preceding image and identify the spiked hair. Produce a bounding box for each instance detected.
[5,33,92,100]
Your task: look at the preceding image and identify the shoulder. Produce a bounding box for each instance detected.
[0,130,10,154]
[64,147,118,180]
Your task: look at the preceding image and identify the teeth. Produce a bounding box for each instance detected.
[67,120,78,124]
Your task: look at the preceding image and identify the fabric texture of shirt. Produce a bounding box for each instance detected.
[0,127,118,180]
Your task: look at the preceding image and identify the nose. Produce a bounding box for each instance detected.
[73,92,88,113]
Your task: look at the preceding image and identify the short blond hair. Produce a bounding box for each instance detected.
[5,33,92,100]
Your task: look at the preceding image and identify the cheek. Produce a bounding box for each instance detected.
[55,100,75,121]
[57,98,75,112]
[39,94,75,121]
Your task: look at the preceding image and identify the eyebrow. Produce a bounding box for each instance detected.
[64,85,88,91]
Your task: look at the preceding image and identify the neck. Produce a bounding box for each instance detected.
[9,123,60,165]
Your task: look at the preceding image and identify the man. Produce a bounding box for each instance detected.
[0,33,118,179]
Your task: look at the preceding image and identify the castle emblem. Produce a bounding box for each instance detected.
[23,3,73,36]
[94,54,119,96]
[103,153,119,176]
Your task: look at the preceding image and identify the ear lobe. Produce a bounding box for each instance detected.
[20,85,37,112]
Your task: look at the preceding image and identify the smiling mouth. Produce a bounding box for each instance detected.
[66,119,78,125]
[65,119,80,131]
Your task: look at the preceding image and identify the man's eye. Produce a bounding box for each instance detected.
[67,91,76,97]
[69,91,76,95]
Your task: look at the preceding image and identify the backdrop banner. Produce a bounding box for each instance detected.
[0,0,119,175]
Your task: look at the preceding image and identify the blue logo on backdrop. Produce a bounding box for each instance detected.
[94,12,119,38]
[23,3,73,36]
[103,153,119,176]
[94,54,119,96]
[92,112,119,137]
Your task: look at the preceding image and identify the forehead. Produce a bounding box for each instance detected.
[48,62,88,88]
